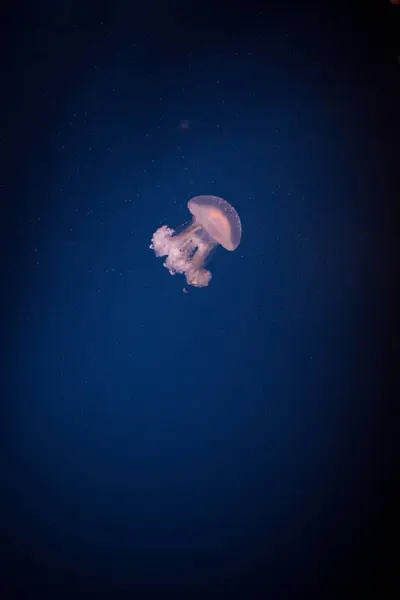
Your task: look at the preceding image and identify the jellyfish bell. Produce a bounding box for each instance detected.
[187,195,241,251]
[150,195,242,288]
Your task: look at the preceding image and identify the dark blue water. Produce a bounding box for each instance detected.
[2,2,397,598]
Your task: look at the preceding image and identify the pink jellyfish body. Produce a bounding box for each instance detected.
[150,195,242,288]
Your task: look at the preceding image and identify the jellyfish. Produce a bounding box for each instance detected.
[150,195,242,288]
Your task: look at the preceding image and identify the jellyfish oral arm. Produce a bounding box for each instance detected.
[150,225,212,288]
[149,225,175,257]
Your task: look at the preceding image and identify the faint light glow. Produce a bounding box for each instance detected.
[178,119,191,130]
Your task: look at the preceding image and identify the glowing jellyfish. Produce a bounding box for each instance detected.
[150,195,242,288]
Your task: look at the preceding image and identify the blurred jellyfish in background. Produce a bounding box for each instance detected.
[150,195,242,288]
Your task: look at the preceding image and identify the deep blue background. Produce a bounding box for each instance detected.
[1,1,398,598]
